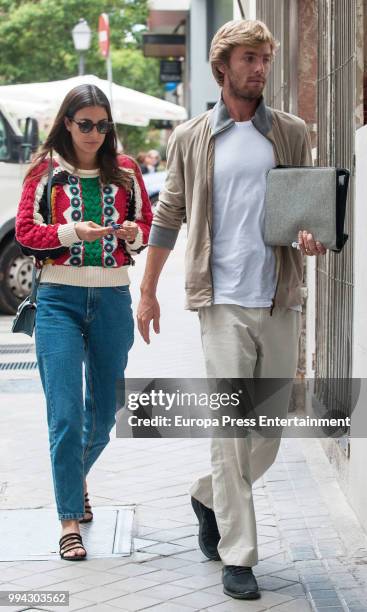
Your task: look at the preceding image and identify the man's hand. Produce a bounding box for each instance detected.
[298,230,327,256]
[137,293,160,344]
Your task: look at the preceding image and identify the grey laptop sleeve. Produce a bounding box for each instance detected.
[264,166,350,252]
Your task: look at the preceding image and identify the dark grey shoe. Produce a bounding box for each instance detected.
[191,496,220,561]
[222,565,260,600]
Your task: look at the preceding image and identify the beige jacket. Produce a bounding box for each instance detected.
[149,96,312,311]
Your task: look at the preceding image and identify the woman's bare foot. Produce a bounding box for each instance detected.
[60,520,86,559]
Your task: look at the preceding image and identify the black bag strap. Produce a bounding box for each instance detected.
[46,155,53,224]
[29,156,54,303]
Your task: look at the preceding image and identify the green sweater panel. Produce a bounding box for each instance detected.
[80,177,103,266]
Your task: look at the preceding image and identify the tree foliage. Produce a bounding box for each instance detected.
[0,0,162,95]
[0,0,166,154]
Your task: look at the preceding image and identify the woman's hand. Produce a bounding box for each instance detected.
[74,221,112,242]
[114,221,139,243]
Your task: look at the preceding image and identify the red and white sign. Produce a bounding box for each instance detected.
[98,13,110,58]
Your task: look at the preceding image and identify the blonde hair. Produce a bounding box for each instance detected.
[210,19,279,86]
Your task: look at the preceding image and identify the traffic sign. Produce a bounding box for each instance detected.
[98,13,110,58]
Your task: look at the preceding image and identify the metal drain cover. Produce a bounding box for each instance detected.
[0,507,134,561]
[0,361,38,371]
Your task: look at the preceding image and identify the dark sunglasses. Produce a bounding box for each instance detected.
[70,118,114,134]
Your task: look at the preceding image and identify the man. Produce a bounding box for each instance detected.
[137,19,326,600]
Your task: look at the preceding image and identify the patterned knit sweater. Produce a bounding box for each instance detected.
[15,155,153,287]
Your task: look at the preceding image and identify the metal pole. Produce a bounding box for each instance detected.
[78,53,85,76]
[106,53,113,115]
[237,0,246,19]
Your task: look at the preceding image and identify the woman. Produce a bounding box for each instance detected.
[15,85,152,560]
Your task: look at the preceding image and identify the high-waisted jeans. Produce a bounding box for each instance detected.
[35,283,134,520]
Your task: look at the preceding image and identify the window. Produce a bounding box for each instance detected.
[206,0,233,57]
[0,114,9,161]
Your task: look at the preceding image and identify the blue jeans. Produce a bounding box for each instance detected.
[35,283,134,520]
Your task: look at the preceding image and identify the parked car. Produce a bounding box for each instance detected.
[142,170,166,206]
[0,104,39,314]
[0,105,166,315]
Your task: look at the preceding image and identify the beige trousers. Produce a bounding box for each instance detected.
[189,305,302,567]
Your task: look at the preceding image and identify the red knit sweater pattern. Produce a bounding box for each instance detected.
[15,155,153,268]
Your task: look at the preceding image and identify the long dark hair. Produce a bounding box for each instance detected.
[26,84,133,189]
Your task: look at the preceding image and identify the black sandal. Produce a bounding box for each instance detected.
[59,532,87,561]
[79,491,93,524]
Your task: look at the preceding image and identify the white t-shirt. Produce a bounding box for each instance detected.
[211,120,277,308]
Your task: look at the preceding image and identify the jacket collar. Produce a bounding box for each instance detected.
[210,94,273,137]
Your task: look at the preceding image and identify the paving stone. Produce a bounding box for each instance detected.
[309,596,343,608]
[168,589,228,608]
[140,542,193,556]
[11,571,87,589]
[258,575,296,590]
[269,599,312,611]
[254,562,294,577]
[311,608,344,612]
[111,575,161,594]
[290,547,318,561]
[146,557,193,571]
[107,563,161,578]
[202,584,232,599]
[309,589,341,599]
[141,604,199,612]
[43,576,118,596]
[142,582,193,600]
[77,606,127,612]
[103,592,163,610]
[84,558,136,571]
[35,565,97,582]
[206,590,293,610]
[8,560,62,573]
[42,594,105,611]
[170,536,198,548]
[261,551,292,564]
[62,584,131,604]
[0,567,35,581]
[174,549,211,562]
[133,538,159,550]
[276,583,307,597]
[304,581,335,592]
[172,573,222,590]
[270,568,301,582]
[54,571,124,589]
[172,561,222,577]
[339,588,367,605]
[147,527,197,542]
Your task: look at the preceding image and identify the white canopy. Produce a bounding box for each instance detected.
[0,74,187,127]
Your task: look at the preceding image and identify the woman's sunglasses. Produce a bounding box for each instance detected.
[70,118,114,134]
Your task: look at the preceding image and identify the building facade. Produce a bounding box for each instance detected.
[145,1,256,117]
[145,0,367,533]
[256,0,367,532]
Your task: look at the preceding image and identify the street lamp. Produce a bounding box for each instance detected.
[72,18,92,76]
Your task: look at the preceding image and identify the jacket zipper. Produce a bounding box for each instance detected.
[207,136,215,306]
[266,133,282,316]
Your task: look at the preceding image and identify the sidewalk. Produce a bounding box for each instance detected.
[1,230,367,612]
